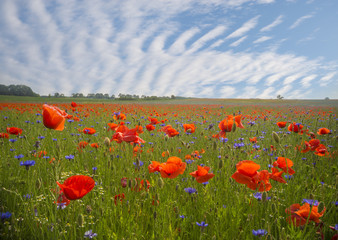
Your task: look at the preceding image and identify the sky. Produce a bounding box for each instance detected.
[0,0,337,99]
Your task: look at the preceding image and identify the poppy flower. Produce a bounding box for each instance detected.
[269,167,286,184]
[273,157,295,175]
[83,128,96,135]
[111,128,145,144]
[276,122,287,128]
[314,144,328,156]
[148,117,160,125]
[90,143,99,148]
[107,123,118,131]
[0,133,9,139]
[288,122,303,133]
[249,137,257,143]
[56,175,95,200]
[219,117,234,133]
[71,102,77,108]
[234,115,244,129]
[42,104,67,131]
[286,202,325,226]
[148,161,161,173]
[78,141,89,149]
[183,124,196,133]
[231,160,271,192]
[190,165,215,183]
[146,124,155,131]
[317,128,330,135]
[159,157,186,179]
[55,191,70,208]
[161,125,179,137]
[114,193,125,205]
[6,127,23,135]
[113,112,126,120]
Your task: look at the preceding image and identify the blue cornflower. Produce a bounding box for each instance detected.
[202,181,209,186]
[302,199,319,206]
[186,159,193,164]
[65,155,74,160]
[84,229,97,238]
[9,139,17,143]
[196,221,208,227]
[252,229,267,237]
[220,137,228,143]
[184,187,197,194]
[133,161,144,167]
[15,154,24,160]
[1,212,12,220]
[179,215,185,219]
[38,136,45,139]
[23,194,31,199]
[20,160,35,169]
[253,192,271,201]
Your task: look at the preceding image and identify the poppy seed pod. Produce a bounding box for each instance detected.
[272,131,280,143]
[104,137,111,147]
[232,121,237,132]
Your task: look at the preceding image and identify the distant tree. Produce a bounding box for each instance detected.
[110,94,115,99]
[104,93,109,99]
[171,95,175,99]
[325,97,330,100]
[60,93,65,97]
[87,93,95,98]
[0,84,9,95]
[277,95,284,100]
[54,92,60,97]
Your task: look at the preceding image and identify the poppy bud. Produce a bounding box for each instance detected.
[121,178,128,188]
[232,121,236,132]
[86,205,92,213]
[213,141,217,150]
[153,211,157,219]
[309,193,314,199]
[78,214,84,227]
[104,137,111,147]
[272,131,280,143]
[200,131,204,136]
[219,159,223,169]
[317,202,325,213]
[157,177,164,188]
[262,192,267,202]
[164,135,169,141]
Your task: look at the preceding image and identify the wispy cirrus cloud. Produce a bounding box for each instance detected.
[226,15,260,39]
[260,15,284,32]
[289,14,314,29]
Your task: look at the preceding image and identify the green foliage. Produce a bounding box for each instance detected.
[0,84,39,97]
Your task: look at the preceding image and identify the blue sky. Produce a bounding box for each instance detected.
[0,0,337,99]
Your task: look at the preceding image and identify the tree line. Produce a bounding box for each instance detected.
[53,92,176,100]
[0,84,39,97]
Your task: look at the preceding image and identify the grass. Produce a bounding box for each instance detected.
[0,99,337,239]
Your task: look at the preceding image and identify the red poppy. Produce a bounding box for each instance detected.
[6,127,23,135]
[42,104,67,131]
[78,141,89,149]
[114,193,125,205]
[231,160,272,192]
[107,123,118,131]
[269,167,286,183]
[190,165,215,183]
[219,117,234,133]
[158,157,186,179]
[288,122,303,133]
[71,102,77,108]
[111,128,145,144]
[234,115,244,129]
[317,128,330,135]
[146,124,155,131]
[56,175,95,200]
[314,144,328,156]
[90,143,99,148]
[276,122,287,128]
[161,125,179,137]
[83,128,96,135]
[273,157,295,175]
[286,203,325,226]
[113,113,126,120]
[55,191,71,207]
[249,137,257,143]
[0,132,9,138]
[148,117,160,125]
[183,124,196,133]
[148,161,161,173]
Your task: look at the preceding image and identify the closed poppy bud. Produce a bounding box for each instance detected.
[262,192,267,202]
[232,121,236,132]
[317,202,325,213]
[157,177,164,188]
[78,214,84,227]
[219,159,223,169]
[213,141,217,150]
[272,131,280,143]
[104,137,111,147]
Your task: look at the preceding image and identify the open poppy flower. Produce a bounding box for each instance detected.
[286,202,325,226]
[276,121,287,128]
[0,132,9,138]
[249,137,257,143]
[78,141,89,149]
[56,175,95,200]
[83,128,96,135]
[71,102,77,108]
[269,167,286,183]
[273,157,295,175]
[146,124,155,131]
[317,128,330,135]
[148,117,160,125]
[113,112,126,120]
[190,165,215,183]
[111,128,145,145]
[42,104,67,131]
[314,144,328,156]
[183,124,196,133]
[231,160,272,192]
[219,116,234,133]
[158,157,186,179]
[114,193,125,205]
[107,123,118,131]
[234,115,244,129]
[6,127,23,135]
[161,125,179,137]
[288,122,303,133]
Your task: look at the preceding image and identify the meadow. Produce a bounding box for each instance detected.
[0,98,337,239]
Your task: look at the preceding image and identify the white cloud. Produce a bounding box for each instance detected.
[319,72,336,86]
[289,14,314,29]
[253,36,272,44]
[230,36,247,47]
[219,86,236,97]
[260,15,283,32]
[257,86,275,98]
[301,74,317,87]
[226,15,260,39]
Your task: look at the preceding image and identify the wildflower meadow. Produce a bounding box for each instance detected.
[0,99,337,239]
